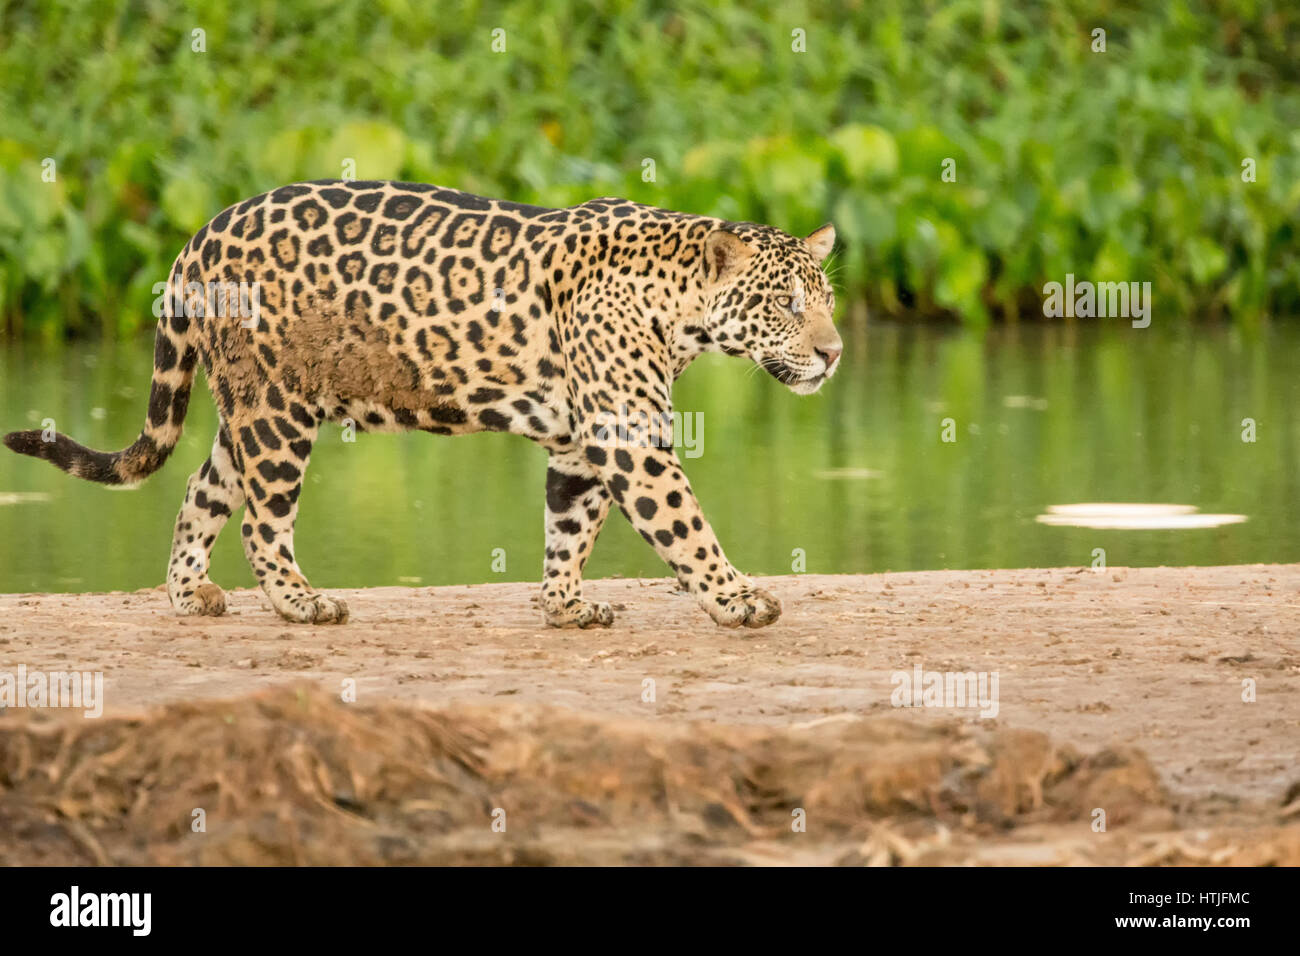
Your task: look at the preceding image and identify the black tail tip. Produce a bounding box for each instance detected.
[3,430,47,457]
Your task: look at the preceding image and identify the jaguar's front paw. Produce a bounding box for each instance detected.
[172,580,227,616]
[274,591,350,624]
[544,598,615,629]
[708,585,782,628]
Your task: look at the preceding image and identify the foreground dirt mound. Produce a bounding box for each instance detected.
[1,686,1295,865]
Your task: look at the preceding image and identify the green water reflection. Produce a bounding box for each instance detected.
[1,321,1297,594]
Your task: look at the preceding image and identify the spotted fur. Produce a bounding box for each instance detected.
[4,181,842,627]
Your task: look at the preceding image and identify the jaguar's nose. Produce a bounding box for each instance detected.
[815,345,842,370]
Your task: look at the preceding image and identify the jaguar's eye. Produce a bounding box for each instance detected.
[775,294,801,313]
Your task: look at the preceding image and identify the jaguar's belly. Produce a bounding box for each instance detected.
[314,385,574,444]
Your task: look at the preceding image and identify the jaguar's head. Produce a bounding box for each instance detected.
[699,221,842,395]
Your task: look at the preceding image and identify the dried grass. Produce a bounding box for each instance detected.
[1,686,1293,865]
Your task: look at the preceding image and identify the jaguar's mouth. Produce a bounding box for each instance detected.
[788,372,827,395]
[760,358,827,395]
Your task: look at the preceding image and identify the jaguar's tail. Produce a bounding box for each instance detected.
[4,281,200,487]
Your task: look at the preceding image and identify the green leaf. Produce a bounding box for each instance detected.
[1184,236,1228,285]
[935,246,988,321]
[160,176,215,234]
[829,124,899,183]
[832,191,897,249]
[320,120,408,181]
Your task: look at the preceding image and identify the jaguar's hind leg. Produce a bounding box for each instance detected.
[540,447,614,628]
[167,425,245,616]
[231,412,348,624]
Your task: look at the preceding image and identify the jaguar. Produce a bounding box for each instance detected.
[4,181,843,628]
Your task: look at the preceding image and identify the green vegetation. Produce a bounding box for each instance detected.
[1,0,1297,338]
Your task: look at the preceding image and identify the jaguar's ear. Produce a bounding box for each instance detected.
[805,223,836,264]
[703,228,756,284]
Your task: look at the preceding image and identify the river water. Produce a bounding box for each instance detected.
[1,320,1296,594]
